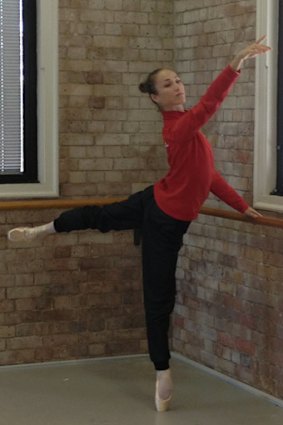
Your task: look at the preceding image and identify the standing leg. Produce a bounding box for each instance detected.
[141,193,190,410]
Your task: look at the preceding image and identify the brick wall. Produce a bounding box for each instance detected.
[1,0,283,401]
[59,0,172,197]
[173,0,283,399]
[0,0,172,365]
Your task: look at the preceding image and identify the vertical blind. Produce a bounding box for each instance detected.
[0,0,23,174]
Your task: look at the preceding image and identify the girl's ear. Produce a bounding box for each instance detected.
[150,93,159,105]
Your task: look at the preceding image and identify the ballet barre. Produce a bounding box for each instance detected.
[0,198,283,229]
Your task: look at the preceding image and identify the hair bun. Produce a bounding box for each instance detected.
[139,82,148,93]
[139,68,163,96]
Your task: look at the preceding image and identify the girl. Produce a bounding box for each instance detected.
[8,37,270,412]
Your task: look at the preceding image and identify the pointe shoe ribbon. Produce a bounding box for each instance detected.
[155,379,172,412]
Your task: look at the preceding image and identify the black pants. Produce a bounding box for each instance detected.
[54,186,190,370]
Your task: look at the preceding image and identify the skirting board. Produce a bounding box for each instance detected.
[172,352,283,409]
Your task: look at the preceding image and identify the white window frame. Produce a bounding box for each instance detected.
[254,0,283,212]
[0,0,58,198]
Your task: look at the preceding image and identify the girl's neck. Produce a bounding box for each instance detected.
[161,105,185,112]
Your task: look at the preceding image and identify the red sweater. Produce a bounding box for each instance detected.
[153,65,249,221]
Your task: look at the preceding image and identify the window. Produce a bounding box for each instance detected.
[275,0,283,196]
[0,0,37,183]
[0,0,58,198]
[254,0,283,212]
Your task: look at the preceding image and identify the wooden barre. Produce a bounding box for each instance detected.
[0,198,283,229]
[0,197,125,210]
[200,207,283,229]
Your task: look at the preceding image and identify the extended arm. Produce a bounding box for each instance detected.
[210,171,262,218]
[173,37,271,139]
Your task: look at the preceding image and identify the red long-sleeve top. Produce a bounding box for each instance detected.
[153,65,249,221]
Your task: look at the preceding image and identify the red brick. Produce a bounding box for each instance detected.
[42,334,78,347]
[7,336,42,350]
[88,96,105,109]
[0,300,14,313]
[0,350,35,366]
[7,287,44,300]
[84,71,103,84]
[89,343,106,356]
[54,246,72,258]
[0,326,15,338]
[235,338,256,356]
[218,332,235,349]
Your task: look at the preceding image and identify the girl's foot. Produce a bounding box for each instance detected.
[155,369,173,412]
[8,222,55,242]
[8,227,38,242]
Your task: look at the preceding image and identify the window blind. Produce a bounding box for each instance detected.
[0,0,23,174]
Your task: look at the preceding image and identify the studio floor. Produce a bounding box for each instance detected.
[0,355,282,425]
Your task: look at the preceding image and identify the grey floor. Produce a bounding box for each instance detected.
[0,355,283,425]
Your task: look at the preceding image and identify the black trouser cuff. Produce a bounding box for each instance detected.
[154,361,170,371]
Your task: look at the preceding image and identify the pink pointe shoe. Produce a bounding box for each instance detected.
[8,227,37,242]
[155,369,173,412]
[155,375,172,412]
[8,223,55,242]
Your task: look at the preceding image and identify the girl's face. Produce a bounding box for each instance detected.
[150,69,186,111]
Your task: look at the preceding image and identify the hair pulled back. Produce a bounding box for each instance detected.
[138,68,163,96]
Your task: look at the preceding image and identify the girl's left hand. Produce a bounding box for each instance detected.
[244,206,263,219]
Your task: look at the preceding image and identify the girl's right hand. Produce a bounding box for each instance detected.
[230,36,271,71]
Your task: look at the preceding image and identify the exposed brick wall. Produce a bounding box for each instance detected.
[1,207,147,364]
[0,0,173,366]
[1,0,283,402]
[59,0,172,197]
[173,0,283,399]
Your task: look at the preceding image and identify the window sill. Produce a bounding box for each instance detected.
[254,194,283,214]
